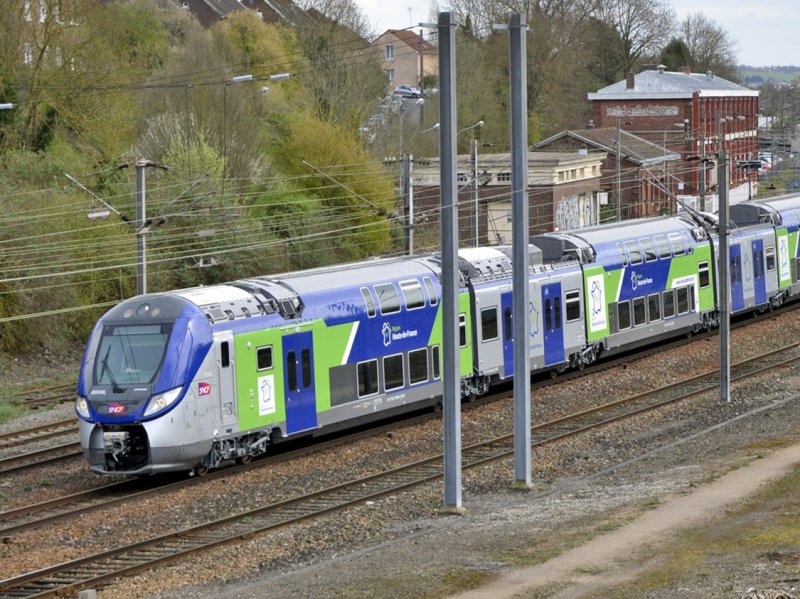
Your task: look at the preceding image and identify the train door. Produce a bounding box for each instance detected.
[542,282,565,366]
[283,331,317,435]
[730,244,745,312]
[216,332,237,429]
[752,239,767,305]
[501,291,513,378]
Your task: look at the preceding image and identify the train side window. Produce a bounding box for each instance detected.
[221,342,230,368]
[375,283,400,315]
[423,277,438,306]
[504,306,513,339]
[616,242,629,267]
[663,289,676,318]
[384,354,404,391]
[641,238,657,262]
[655,235,671,259]
[617,301,631,330]
[669,232,685,256]
[565,290,581,322]
[256,346,273,371]
[554,297,562,329]
[357,360,378,397]
[287,351,297,390]
[400,280,425,310]
[633,297,646,326]
[624,240,642,265]
[677,287,690,314]
[648,293,661,322]
[481,307,498,342]
[459,314,467,347]
[432,345,441,379]
[301,349,312,388]
[766,246,776,271]
[360,287,376,317]
[408,348,428,384]
[544,298,553,331]
[698,261,710,288]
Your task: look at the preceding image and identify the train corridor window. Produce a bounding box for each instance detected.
[633,297,646,327]
[698,261,710,288]
[360,287,376,317]
[287,351,297,390]
[357,360,379,397]
[503,307,513,339]
[663,290,676,318]
[655,235,671,259]
[565,290,581,322]
[669,232,686,256]
[375,283,400,315]
[221,342,230,368]
[481,307,498,341]
[641,238,657,262]
[648,293,661,322]
[432,345,441,379]
[384,354,404,391]
[545,298,553,331]
[677,287,690,314]
[624,240,643,265]
[766,246,776,271]
[423,277,438,305]
[301,349,312,388]
[617,301,631,330]
[554,297,562,329]
[408,348,429,384]
[616,242,629,267]
[257,346,273,370]
[400,280,425,310]
[459,314,467,347]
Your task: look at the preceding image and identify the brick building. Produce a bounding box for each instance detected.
[534,128,681,219]
[409,151,605,248]
[371,30,437,93]
[588,67,759,206]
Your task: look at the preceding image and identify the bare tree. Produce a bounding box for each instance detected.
[680,13,738,80]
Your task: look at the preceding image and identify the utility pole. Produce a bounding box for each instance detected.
[616,118,622,221]
[699,134,706,212]
[470,138,479,246]
[402,153,414,255]
[717,113,730,403]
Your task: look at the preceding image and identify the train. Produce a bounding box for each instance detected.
[75,193,800,476]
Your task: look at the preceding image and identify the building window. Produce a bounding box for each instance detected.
[23,0,32,21]
[385,45,394,60]
[23,43,33,65]
[384,69,395,81]
[497,172,511,183]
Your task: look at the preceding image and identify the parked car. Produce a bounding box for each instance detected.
[394,84,422,98]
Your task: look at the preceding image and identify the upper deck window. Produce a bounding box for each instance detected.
[374,283,400,315]
[400,280,425,310]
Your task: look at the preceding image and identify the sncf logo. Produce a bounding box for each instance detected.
[198,382,212,397]
[107,403,125,415]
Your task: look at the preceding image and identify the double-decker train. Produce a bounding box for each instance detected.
[75,193,800,475]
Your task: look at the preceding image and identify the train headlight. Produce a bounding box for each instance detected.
[75,396,91,420]
[143,386,183,417]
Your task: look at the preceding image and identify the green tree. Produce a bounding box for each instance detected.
[660,38,693,72]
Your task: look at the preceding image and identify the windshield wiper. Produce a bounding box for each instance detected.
[100,346,124,394]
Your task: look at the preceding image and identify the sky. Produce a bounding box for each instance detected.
[355,0,798,67]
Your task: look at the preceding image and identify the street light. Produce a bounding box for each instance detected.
[458,120,485,246]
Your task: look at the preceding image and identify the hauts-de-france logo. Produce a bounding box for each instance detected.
[587,274,608,333]
[381,322,419,347]
[382,322,392,347]
[630,270,654,293]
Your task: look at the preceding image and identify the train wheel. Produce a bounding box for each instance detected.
[194,465,209,477]
[237,455,252,465]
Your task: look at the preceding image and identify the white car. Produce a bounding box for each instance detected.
[394,85,422,98]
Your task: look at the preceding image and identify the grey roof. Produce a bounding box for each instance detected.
[588,68,758,100]
[534,128,680,166]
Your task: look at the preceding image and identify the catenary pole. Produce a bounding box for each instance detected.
[717,113,731,402]
[438,11,464,513]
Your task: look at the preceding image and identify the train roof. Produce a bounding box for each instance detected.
[730,193,800,229]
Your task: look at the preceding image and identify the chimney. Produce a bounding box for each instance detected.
[656,64,666,74]
[706,70,714,80]
[678,66,691,75]
[626,72,635,90]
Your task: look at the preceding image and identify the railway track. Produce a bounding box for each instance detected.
[0,441,81,476]
[2,339,797,599]
[0,419,77,450]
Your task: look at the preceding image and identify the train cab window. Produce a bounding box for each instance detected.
[360,287,376,317]
[257,346,273,370]
[766,246,776,271]
[384,354,404,391]
[616,242,629,267]
[554,297,562,329]
[676,287,691,314]
[663,290,676,318]
[633,297,646,327]
[648,293,661,322]
[698,261,710,288]
[565,290,581,322]
[655,235,671,259]
[617,301,631,330]
[624,240,643,265]
[459,314,467,347]
[668,232,685,256]
[301,349,312,388]
[287,351,297,390]
[408,348,429,384]
[357,360,379,397]
[375,283,400,315]
[481,307,498,341]
[641,238,657,262]
[432,345,441,379]
[221,342,230,368]
[400,280,425,310]
[423,277,438,306]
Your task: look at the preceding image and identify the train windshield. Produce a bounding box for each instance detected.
[93,324,172,386]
